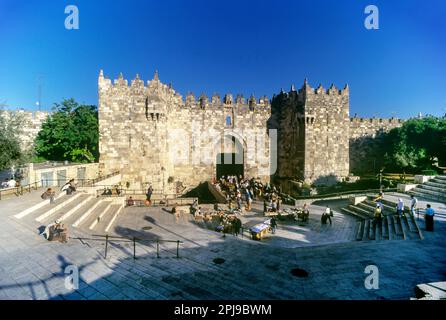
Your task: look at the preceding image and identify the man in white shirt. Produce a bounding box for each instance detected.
[7,178,16,188]
[410,195,418,216]
[396,198,404,217]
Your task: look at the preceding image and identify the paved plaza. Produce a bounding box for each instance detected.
[0,190,445,300]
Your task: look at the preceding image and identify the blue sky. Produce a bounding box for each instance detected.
[0,0,445,118]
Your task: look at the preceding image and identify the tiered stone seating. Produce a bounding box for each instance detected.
[14,191,125,234]
[409,175,446,203]
[341,196,424,242]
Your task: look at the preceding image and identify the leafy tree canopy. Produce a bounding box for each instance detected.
[381,116,446,172]
[0,106,29,171]
[35,99,99,163]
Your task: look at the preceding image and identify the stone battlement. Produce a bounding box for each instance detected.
[350,116,403,124]
[99,70,270,112]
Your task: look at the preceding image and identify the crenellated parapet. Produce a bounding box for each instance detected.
[98,69,270,114]
[349,115,403,139]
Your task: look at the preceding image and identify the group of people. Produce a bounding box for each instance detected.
[1,178,18,189]
[40,178,77,204]
[41,219,68,243]
[102,185,123,196]
[373,193,436,231]
[214,175,283,214]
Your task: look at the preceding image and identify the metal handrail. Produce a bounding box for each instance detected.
[0,181,41,200]
[40,171,121,188]
[90,234,184,259]
[281,188,398,201]
[0,171,121,201]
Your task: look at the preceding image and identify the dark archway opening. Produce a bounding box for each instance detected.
[216,135,244,179]
[216,152,244,179]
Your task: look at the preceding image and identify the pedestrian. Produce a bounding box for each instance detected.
[234,218,242,237]
[424,204,435,231]
[321,207,332,225]
[373,204,382,229]
[410,195,418,217]
[396,198,404,218]
[146,185,153,206]
[270,216,277,234]
[246,195,252,211]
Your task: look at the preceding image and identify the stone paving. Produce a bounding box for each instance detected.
[0,191,445,300]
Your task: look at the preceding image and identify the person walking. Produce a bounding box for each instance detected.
[410,195,418,217]
[424,204,435,231]
[373,204,382,229]
[270,216,277,234]
[396,198,404,218]
[146,185,153,206]
[234,218,242,237]
[321,207,333,225]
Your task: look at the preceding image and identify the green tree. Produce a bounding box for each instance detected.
[0,105,29,171]
[35,99,99,163]
[382,116,446,172]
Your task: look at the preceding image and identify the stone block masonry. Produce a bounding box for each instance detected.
[98,69,403,192]
[98,70,271,192]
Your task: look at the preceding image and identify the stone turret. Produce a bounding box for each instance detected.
[224,94,233,105]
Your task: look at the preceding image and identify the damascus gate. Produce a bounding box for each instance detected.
[98,70,402,193]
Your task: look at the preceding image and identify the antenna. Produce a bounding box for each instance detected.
[36,74,44,111]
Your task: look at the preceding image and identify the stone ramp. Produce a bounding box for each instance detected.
[182,182,224,204]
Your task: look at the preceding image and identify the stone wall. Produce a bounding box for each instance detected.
[349,116,403,173]
[271,80,349,185]
[0,110,49,151]
[98,70,271,192]
[16,162,100,186]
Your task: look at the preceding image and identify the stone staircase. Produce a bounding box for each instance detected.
[13,191,125,234]
[341,197,423,241]
[409,175,446,203]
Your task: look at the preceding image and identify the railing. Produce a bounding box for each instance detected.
[70,234,183,259]
[0,181,41,200]
[41,171,121,188]
[0,171,121,201]
[281,188,398,202]
[95,188,198,206]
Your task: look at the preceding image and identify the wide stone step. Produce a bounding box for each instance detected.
[356,221,364,241]
[425,180,446,188]
[348,205,374,218]
[94,204,123,233]
[341,207,367,220]
[362,220,370,241]
[409,190,446,203]
[35,193,90,223]
[357,202,376,213]
[400,215,412,240]
[381,216,389,239]
[413,187,446,198]
[419,184,446,193]
[84,201,113,230]
[433,175,446,182]
[386,215,394,240]
[61,197,99,226]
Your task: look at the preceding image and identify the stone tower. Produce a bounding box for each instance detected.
[271,79,350,184]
